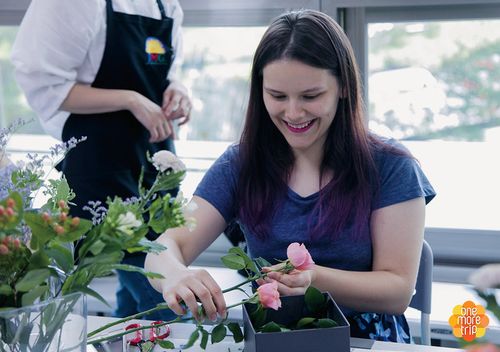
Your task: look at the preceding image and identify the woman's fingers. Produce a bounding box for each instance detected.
[200,273,227,318]
[161,269,226,322]
[162,290,186,316]
[263,270,312,295]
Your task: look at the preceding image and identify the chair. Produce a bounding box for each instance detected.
[409,239,434,345]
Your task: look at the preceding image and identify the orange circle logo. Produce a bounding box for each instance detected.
[448,300,489,342]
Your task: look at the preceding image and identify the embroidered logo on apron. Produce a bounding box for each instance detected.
[145,37,170,65]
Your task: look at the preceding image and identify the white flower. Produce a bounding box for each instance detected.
[116,211,142,236]
[469,264,500,291]
[152,150,186,173]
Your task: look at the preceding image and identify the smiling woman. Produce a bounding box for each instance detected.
[145,9,435,344]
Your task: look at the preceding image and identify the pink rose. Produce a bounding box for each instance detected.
[257,281,281,310]
[466,344,500,352]
[286,242,315,270]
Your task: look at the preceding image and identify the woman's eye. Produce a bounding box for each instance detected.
[303,94,319,100]
[271,94,286,100]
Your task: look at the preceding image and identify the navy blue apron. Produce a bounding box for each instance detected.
[59,0,176,236]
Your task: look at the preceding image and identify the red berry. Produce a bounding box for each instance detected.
[58,200,67,209]
[71,217,80,227]
[12,238,21,249]
[6,198,15,208]
[0,244,9,255]
[54,225,65,235]
[5,208,15,217]
[59,213,68,222]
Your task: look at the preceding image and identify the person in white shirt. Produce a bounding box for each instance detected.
[11,0,191,321]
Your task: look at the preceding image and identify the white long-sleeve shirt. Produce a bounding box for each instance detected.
[11,0,184,140]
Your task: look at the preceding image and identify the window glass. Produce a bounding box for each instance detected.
[0,26,40,133]
[177,27,267,142]
[368,20,500,230]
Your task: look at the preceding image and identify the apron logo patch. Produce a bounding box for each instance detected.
[145,37,169,65]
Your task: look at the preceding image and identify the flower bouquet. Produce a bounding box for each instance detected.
[0,120,190,351]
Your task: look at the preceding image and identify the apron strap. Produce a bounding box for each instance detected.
[155,0,167,19]
[105,0,113,13]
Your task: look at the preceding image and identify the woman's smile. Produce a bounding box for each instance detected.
[284,118,317,133]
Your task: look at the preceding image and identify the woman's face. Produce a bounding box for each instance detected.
[262,59,342,155]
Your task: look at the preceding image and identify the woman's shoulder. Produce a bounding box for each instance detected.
[369,134,413,165]
[218,144,240,163]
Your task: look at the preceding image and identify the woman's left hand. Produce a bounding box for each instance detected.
[162,81,192,128]
[256,265,314,296]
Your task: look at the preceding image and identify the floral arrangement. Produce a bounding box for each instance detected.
[89,242,340,351]
[0,120,190,350]
[465,264,500,352]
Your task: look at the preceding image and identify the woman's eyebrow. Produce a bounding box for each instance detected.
[263,86,324,94]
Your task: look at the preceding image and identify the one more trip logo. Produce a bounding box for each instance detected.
[448,300,489,342]
[145,37,171,65]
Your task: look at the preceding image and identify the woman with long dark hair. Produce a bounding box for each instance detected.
[146,9,435,342]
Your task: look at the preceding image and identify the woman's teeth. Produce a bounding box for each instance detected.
[286,120,313,129]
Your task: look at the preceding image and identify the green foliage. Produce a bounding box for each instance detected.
[210,323,227,343]
[227,322,244,343]
[304,286,326,314]
[437,39,500,132]
[0,133,189,312]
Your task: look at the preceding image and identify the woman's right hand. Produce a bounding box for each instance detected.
[127,91,172,143]
[160,267,227,322]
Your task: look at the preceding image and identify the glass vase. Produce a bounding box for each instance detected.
[0,292,87,352]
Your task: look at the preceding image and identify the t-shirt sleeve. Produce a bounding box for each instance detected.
[11,0,101,124]
[194,145,239,223]
[373,145,436,210]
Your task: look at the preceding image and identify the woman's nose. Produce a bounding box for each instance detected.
[285,100,305,121]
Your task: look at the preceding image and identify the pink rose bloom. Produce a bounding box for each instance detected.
[257,281,281,310]
[287,242,315,270]
[467,344,500,352]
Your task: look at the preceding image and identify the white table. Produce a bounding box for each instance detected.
[87,316,463,351]
[88,267,498,348]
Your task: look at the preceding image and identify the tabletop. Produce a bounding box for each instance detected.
[87,315,463,352]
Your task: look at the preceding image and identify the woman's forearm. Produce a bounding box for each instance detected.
[60,83,138,114]
[145,234,189,293]
[312,265,414,315]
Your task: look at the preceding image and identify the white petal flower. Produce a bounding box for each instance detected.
[152,150,186,173]
[116,211,142,235]
[469,264,500,291]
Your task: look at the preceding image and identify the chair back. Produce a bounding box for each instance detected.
[409,240,433,345]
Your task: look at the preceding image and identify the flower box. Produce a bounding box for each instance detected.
[243,292,350,352]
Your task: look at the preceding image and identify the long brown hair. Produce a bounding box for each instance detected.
[239,10,380,239]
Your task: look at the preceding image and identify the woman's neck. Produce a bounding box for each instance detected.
[289,147,332,197]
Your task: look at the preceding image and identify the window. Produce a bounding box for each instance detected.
[0,26,40,134]
[367,19,500,232]
[177,27,266,142]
